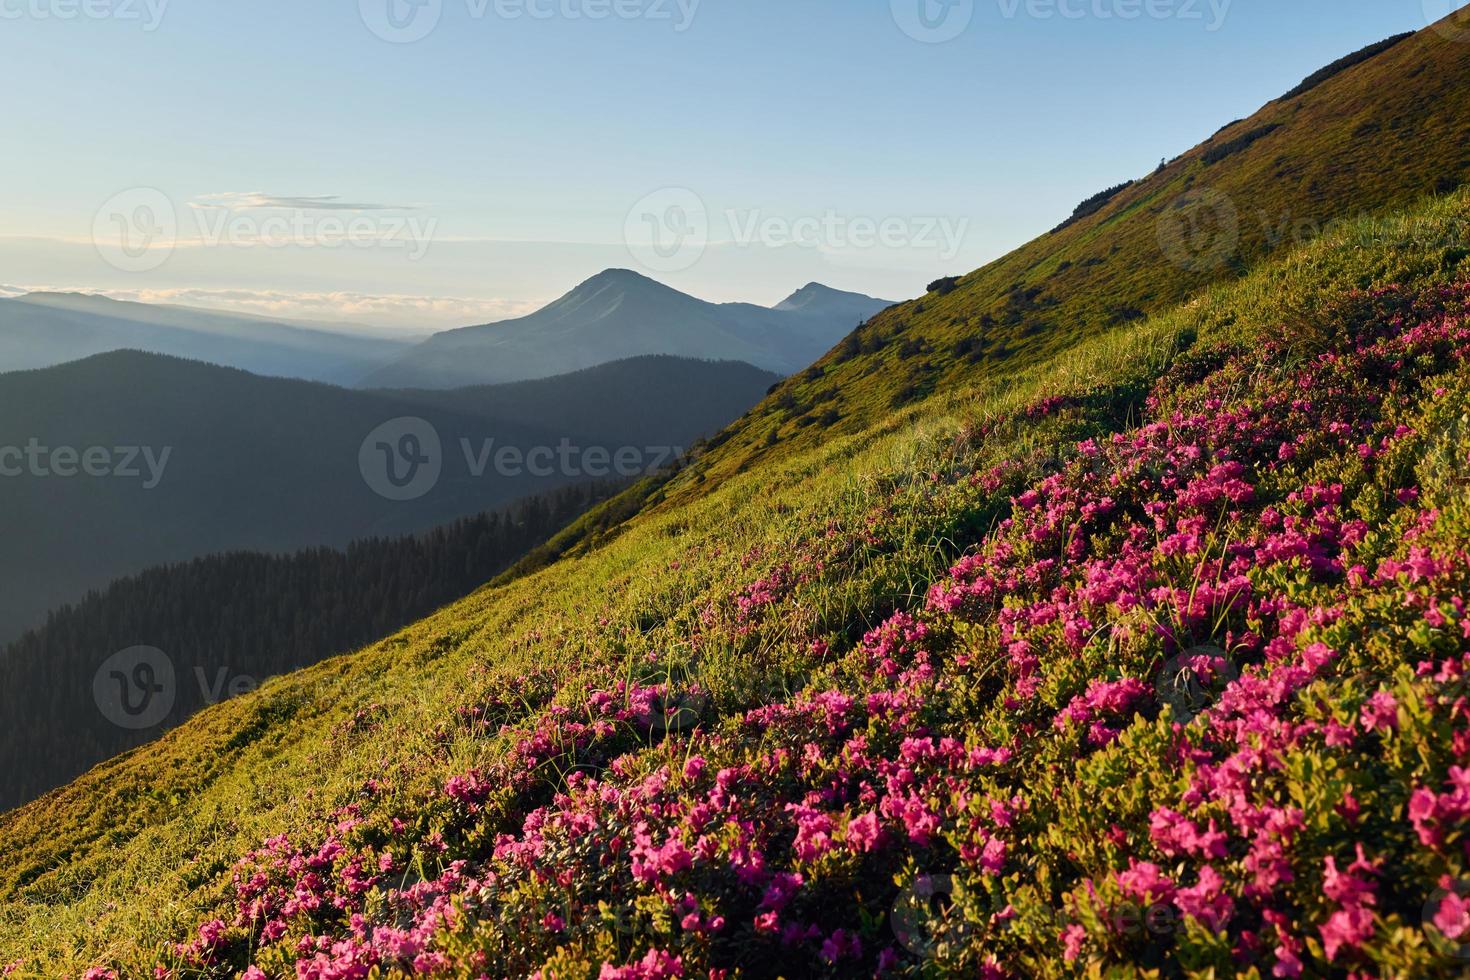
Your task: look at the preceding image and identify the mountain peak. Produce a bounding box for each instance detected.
[577,268,661,290]
[773,282,893,314]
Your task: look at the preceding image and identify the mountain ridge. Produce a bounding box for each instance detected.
[665,20,1470,497]
[0,349,774,645]
[0,292,412,384]
[362,270,898,388]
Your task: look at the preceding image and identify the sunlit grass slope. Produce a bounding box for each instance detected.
[674,13,1470,492]
[3,12,1470,976]
[1,179,1468,975]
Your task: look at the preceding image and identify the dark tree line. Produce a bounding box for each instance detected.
[0,481,619,813]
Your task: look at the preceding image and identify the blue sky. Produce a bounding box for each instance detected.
[0,0,1450,330]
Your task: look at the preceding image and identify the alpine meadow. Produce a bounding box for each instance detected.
[5,3,1470,979]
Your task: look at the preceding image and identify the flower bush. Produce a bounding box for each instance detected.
[106,284,1470,976]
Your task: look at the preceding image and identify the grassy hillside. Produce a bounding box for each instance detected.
[1,188,1468,977]
[678,18,1470,493]
[3,16,1470,977]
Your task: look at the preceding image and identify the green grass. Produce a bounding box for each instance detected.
[4,14,1470,971]
[1,182,1467,974]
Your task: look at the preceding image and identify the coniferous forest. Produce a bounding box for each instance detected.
[0,481,618,812]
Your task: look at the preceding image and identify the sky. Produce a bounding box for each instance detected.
[0,0,1456,332]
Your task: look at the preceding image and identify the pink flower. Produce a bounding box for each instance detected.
[1320,904,1375,962]
[846,812,883,853]
[599,948,684,979]
[1115,860,1175,905]
[1322,847,1378,907]
[444,771,491,807]
[1061,923,1087,962]
[1174,866,1233,930]
[1358,691,1399,731]
[1435,881,1470,940]
[819,929,862,964]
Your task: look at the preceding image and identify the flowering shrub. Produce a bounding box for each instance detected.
[117,284,1470,976]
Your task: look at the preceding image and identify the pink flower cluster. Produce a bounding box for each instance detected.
[132,284,1470,977]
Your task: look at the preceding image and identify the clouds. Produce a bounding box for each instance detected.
[0,284,540,333]
[100,286,541,330]
[189,192,421,212]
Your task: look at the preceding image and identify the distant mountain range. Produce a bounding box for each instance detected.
[0,270,871,641]
[0,292,413,384]
[0,350,777,643]
[361,270,897,388]
[0,275,898,390]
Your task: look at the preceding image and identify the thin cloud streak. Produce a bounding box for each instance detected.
[189,192,422,212]
[0,284,543,333]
